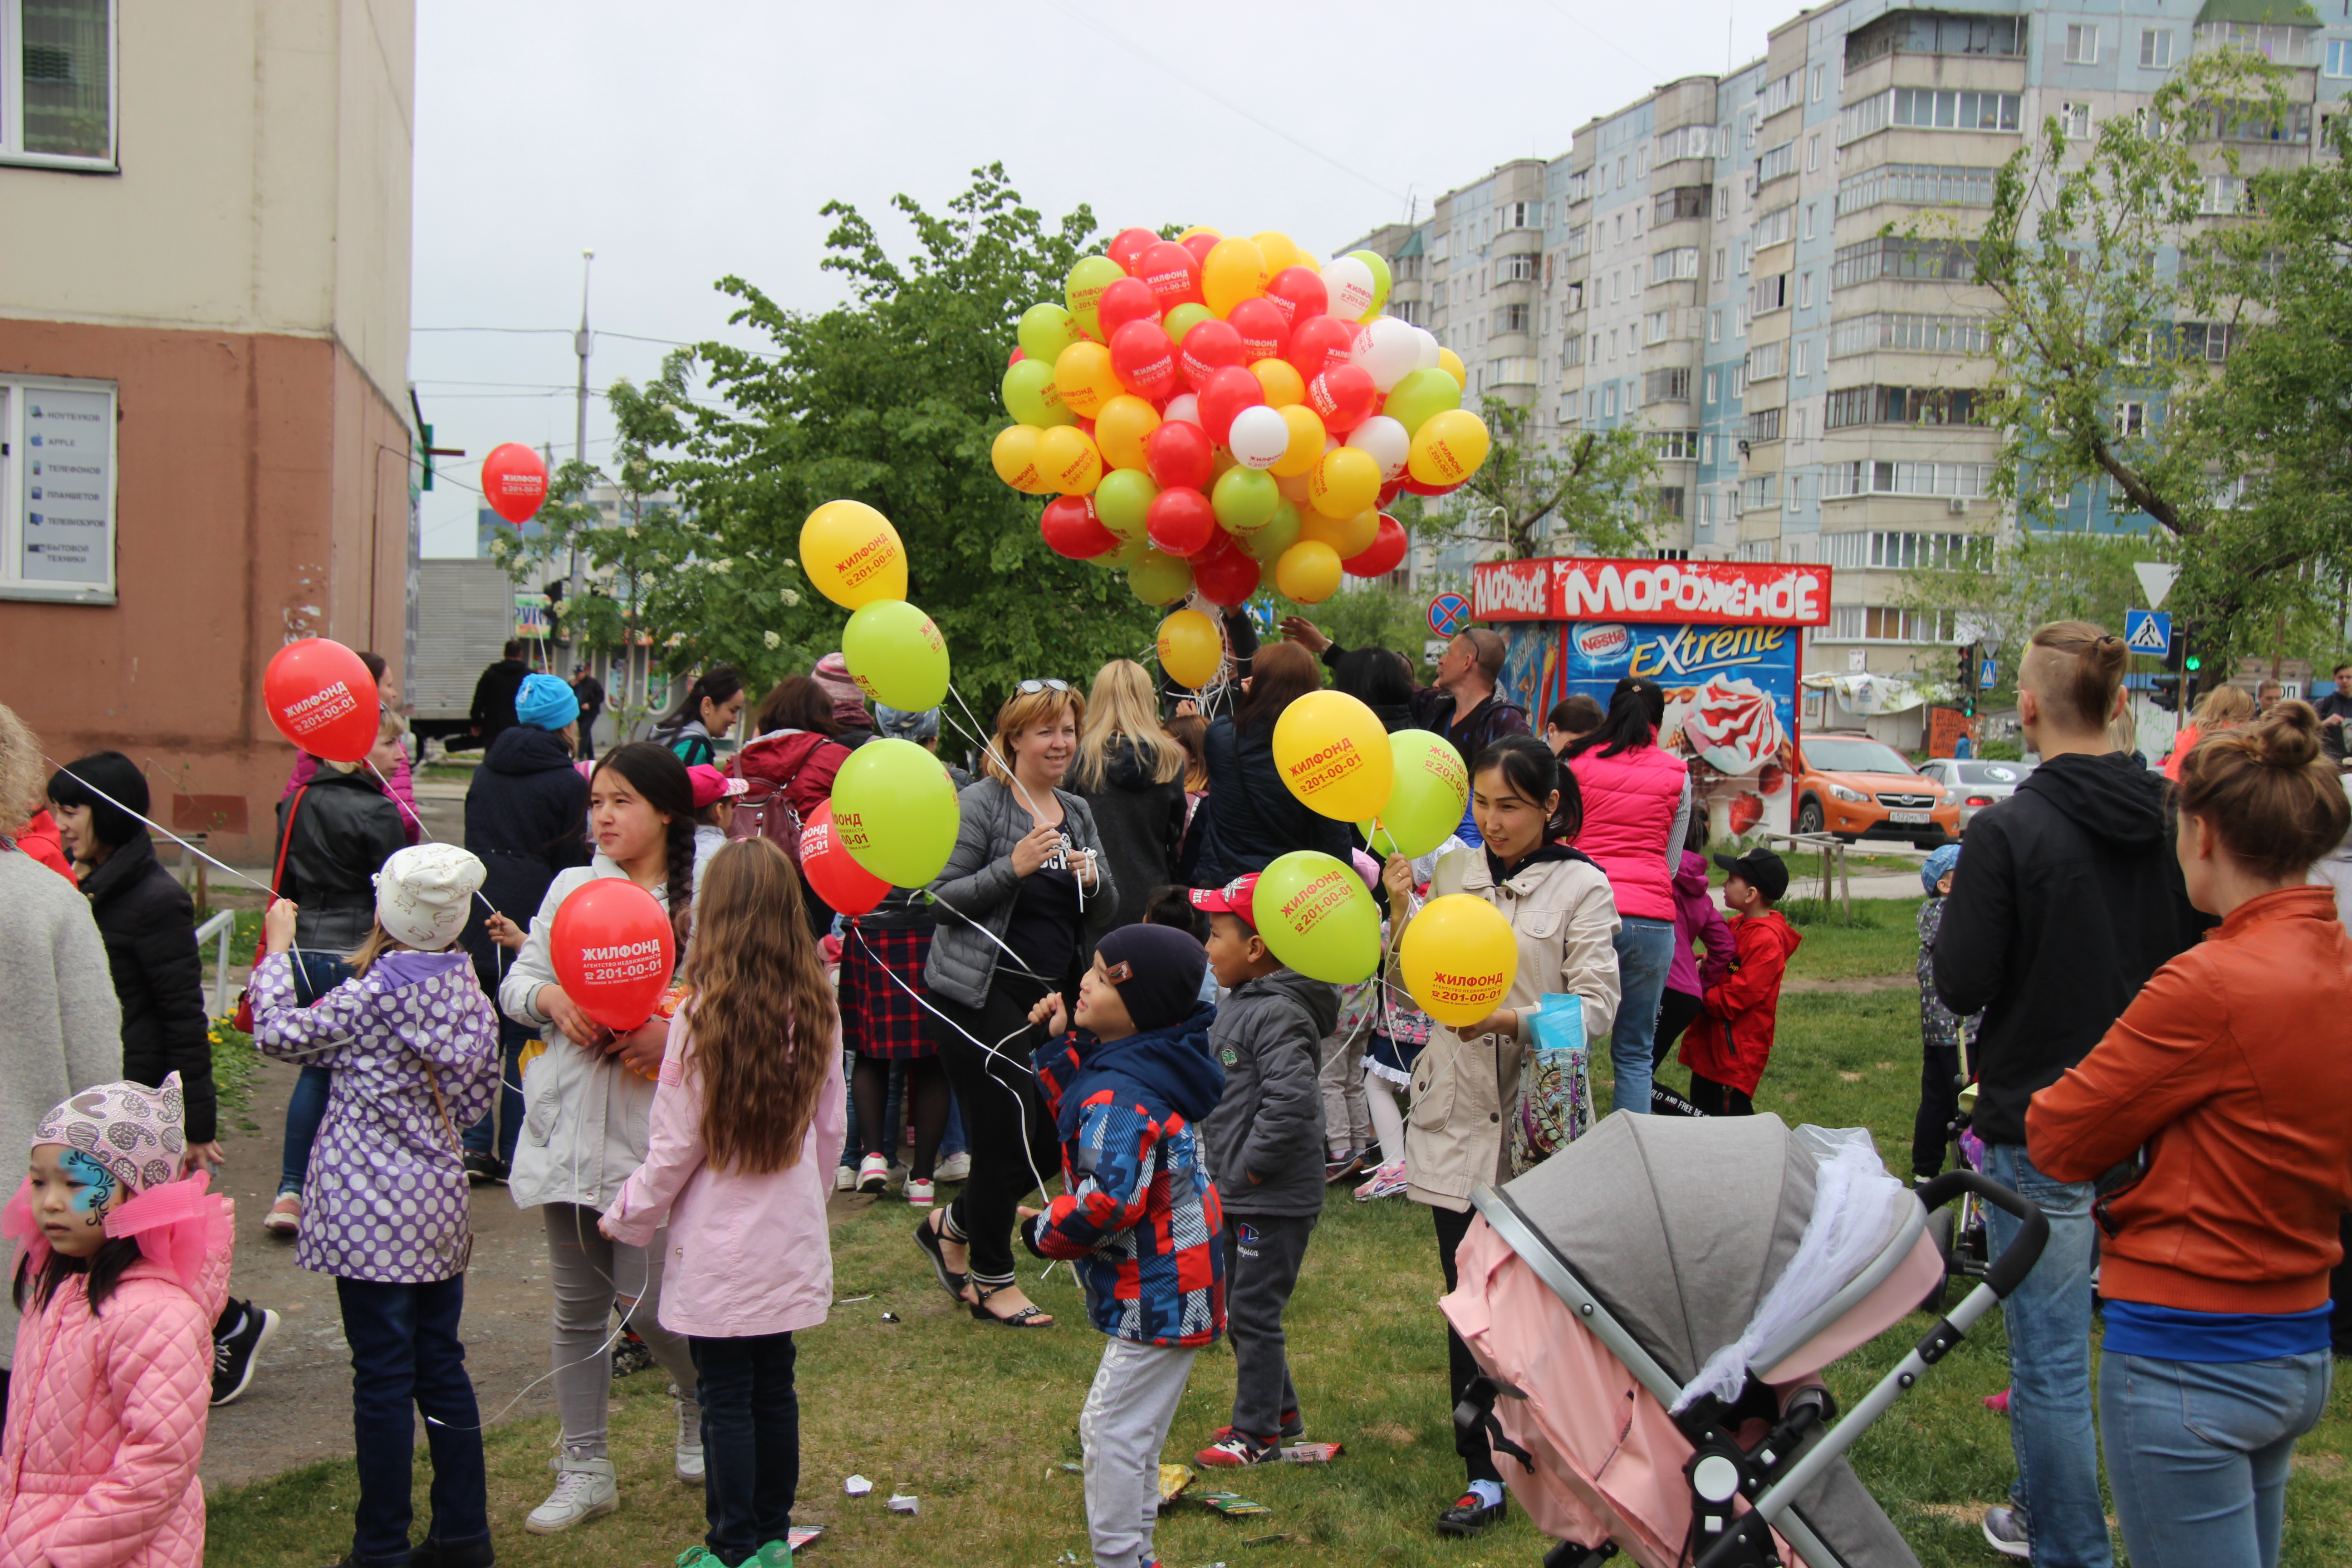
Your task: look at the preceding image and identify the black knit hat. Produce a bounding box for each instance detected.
[47,750,149,849]
[1093,924,1208,1034]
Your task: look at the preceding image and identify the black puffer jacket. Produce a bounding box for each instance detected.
[1933,750,2206,1146]
[461,724,592,994]
[1191,716,1351,888]
[274,765,407,952]
[1074,737,1187,932]
[79,834,218,1142]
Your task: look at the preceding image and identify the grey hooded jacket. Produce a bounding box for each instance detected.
[921,777,1116,1009]
[1201,966,1342,1217]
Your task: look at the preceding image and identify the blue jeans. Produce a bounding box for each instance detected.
[461,1018,533,1165]
[1982,1142,2112,1568]
[278,1064,332,1199]
[690,1331,800,1565]
[1607,916,1676,1117]
[334,1275,488,1566]
[2100,1349,2331,1568]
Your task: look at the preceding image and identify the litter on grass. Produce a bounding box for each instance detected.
[843,1475,872,1496]
[1196,1491,1271,1517]
[788,1525,823,1549]
[1279,1441,1342,1463]
[887,1493,920,1514]
[1158,1464,1194,1506]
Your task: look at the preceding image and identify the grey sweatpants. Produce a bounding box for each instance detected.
[542,1201,698,1457]
[1225,1212,1317,1439]
[1079,1337,1198,1568]
[1318,1030,1371,1157]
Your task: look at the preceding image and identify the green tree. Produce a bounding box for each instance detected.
[1898,533,2146,706]
[1414,396,1661,561]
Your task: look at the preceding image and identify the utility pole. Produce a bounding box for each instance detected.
[568,250,594,657]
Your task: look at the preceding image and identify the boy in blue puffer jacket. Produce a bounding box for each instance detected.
[1024,924,1226,1568]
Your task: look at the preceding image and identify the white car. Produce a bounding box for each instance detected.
[1915,758,2035,833]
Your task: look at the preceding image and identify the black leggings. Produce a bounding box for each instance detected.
[1687,1072,1753,1117]
[852,1054,950,1180]
[1652,988,1705,1067]
[1433,1204,1502,1487]
[930,971,1068,1289]
[1911,1044,1963,1180]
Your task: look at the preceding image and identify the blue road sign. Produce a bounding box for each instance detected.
[1428,593,1473,638]
[1979,658,1998,691]
[2125,608,2171,655]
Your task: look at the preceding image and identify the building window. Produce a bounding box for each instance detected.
[1561,334,1585,366]
[1738,238,1752,274]
[1792,340,1808,377]
[1649,246,1700,284]
[1731,361,1749,398]
[1812,62,1826,102]
[1739,475,1779,513]
[1847,88,2023,144]
[3,0,116,168]
[1608,329,1619,361]
[1643,368,1692,404]
[1652,486,1687,520]
[2201,173,2249,214]
[2061,103,2093,140]
[2066,24,2099,64]
[1502,200,1535,229]
[1751,273,1791,314]
[1567,169,1592,202]
[1759,139,1797,183]
[1745,407,1783,442]
[1824,385,1984,428]
[1798,272,1815,310]
[1651,429,1702,460]
[1710,309,1723,343]
[1803,203,1817,242]
[1493,304,1531,334]
[1829,606,1964,643]
[1497,255,1536,283]
[1807,133,1822,172]
[2328,39,2352,76]
[1735,305,1750,340]
[1654,185,1709,223]
[2195,21,2311,63]
[1705,370,1720,404]
[1564,223,1590,258]
[1713,246,1727,281]
[2118,401,2147,436]
[1761,70,1800,117]
[2142,28,2176,68]
[1826,531,1987,570]
[1754,205,1795,250]
[1831,312,1993,357]
[1844,12,2025,69]
[1645,310,1671,345]
[1749,340,1786,381]
[1831,236,1979,289]
[1821,460,1996,499]
[1604,382,1620,417]
[1836,163,1999,215]
[0,374,120,602]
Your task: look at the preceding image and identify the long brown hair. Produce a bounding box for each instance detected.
[678,838,836,1173]
[1233,641,1323,735]
[2177,701,2349,881]
[753,675,843,738]
[1166,713,1210,793]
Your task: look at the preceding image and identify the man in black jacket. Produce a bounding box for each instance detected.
[1934,622,2203,1567]
[569,662,606,760]
[467,638,532,752]
[2311,662,2352,763]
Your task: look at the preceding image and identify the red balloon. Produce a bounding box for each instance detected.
[1225,297,1290,363]
[799,801,891,919]
[549,879,676,1032]
[1402,473,1470,497]
[1136,241,1204,313]
[1181,232,1220,269]
[481,442,549,525]
[1264,266,1330,328]
[1041,495,1119,559]
[1191,539,1264,606]
[1284,315,1357,381]
[1306,364,1380,433]
[1198,365,1267,447]
[1178,319,1247,393]
[1377,478,1406,507]
[263,638,381,763]
[1342,513,1410,578]
[1144,420,1215,490]
[1146,486,1219,558]
[1097,275,1160,339]
[1008,347,1025,366]
[1108,225,1160,275]
[1109,318,1180,400]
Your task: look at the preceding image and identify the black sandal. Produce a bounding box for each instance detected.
[913,1211,968,1303]
[969,1281,1054,1328]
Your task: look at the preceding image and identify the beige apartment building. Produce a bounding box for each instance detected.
[0,0,415,857]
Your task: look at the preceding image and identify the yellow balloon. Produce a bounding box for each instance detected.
[1308,446,1382,518]
[1400,894,1519,1028]
[1176,225,1222,244]
[1408,409,1492,488]
[1156,609,1223,689]
[1250,358,1306,409]
[1054,340,1122,420]
[1252,230,1303,276]
[1095,395,1162,472]
[1035,424,1106,496]
[1270,687,1395,819]
[1275,539,1345,606]
[800,500,908,609]
[1437,346,1468,389]
[1295,252,1323,272]
[1299,506,1379,558]
[1203,236,1269,318]
[991,424,1050,494]
[1271,406,1327,477]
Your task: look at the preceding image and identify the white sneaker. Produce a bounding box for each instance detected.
[934,1150,971,1183]
[834,1164,856,1191]
[673,1387,705,1484]
[1980,1504,2031,1559]
[904,1177,936,1207]
[1354,1160,1411,1202]
[857,1152,890,1193]
[525,1451,617,1534]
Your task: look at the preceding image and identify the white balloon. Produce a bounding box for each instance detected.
[1321,256,1377,322]
[1348,415,1411,481]
[1227,405,1290,470]
[1412,325,1442,371]
[1352,318,1421,392]
[1162,392,1202,427]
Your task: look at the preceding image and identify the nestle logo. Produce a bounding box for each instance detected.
[1574,623,1630,660]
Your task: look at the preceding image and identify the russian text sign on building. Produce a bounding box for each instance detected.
[1471,557,1833,627]
[5,376,118,601]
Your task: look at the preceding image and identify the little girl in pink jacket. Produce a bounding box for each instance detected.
[0,1075,233,1568]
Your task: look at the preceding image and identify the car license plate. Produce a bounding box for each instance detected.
[1888,811,1930,824]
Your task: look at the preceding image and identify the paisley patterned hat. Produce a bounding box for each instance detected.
[33,1073,187,1196]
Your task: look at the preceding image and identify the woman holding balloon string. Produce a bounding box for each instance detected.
[498,741,715,1533]
[915,681,1113,1329]
[1382,733,1621,1539]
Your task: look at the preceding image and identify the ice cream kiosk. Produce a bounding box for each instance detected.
[1471,557,1833,839]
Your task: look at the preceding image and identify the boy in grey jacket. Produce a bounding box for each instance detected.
[1188,874,1341,1466]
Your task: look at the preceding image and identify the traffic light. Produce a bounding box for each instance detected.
[2151,674,2182,712]
[2165,625,2186,672]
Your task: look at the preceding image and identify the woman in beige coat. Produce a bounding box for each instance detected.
[1382,732,1620,1540]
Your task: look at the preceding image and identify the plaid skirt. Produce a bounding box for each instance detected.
[838,923,937,1059]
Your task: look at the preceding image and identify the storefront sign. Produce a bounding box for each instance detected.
[1472,557,1831,627]
[10,379,116,595]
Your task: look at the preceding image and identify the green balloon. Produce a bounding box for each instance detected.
[1382,368,1462,437]
[1003,358,1074,428]
[1089,535,1148,569]
[1351,250,1394,318]
[830,738,962,888]
[1163,302,1214,345]
[841,598,950,713]
[1236,500,1301,563]
[1211,465,1279,532]
[1354,730,1469,859]
[1064,255,1127,341]
[1018,303,1083,367]
[1254,850,1382,983]
[1128,548,1194,606]
[1094,467,1160,540]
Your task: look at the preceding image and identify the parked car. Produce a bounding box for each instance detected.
[1793,732,1962,849]
[1914,757,2036,834]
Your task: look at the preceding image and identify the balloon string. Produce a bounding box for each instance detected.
[39,755,278,897]
[944,682,1093,919]
[364,757,504,923]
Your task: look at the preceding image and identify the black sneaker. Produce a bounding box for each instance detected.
[462,1151,506,1186]
[1212,1408,1303,1441]
[1436,1492,1506,1537]
[211,1305,280,1406]
[408,1541,496,1568]
[612,1328,658,1379]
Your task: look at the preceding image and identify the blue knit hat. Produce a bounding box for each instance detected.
[516,672,579,731]
[1921,843,1962,895]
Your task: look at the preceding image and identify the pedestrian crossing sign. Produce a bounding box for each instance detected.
[2124,608,2170,654]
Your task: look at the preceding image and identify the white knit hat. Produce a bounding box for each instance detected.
[373,843,485,951]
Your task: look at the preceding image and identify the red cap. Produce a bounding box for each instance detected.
[1188,872,1260,931]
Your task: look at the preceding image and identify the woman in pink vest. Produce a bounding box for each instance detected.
[1562,679,1692,1116]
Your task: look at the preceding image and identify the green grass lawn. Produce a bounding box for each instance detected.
[202,925,2352,1568]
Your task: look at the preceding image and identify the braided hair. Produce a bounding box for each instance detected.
[592,742,701,951]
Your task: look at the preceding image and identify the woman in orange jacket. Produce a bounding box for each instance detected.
[2029,701,2352,1568]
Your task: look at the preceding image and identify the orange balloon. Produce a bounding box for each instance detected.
[1274,468,1315,505]
[1095,395,1162,472]
[1299,506,1379,557]
[1271,406,1328,477]
[1054,340,1122,419]
[1251,358,1306,409]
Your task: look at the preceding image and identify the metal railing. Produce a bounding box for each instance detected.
[194,910,239,1018]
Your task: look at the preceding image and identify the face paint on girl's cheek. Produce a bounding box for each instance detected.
[60,1149,116,1215]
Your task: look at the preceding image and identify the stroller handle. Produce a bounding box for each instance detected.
[1916,1171,2048,1299]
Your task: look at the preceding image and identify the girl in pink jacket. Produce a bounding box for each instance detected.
[603,838,845,1568]
[1,1074,233,1568]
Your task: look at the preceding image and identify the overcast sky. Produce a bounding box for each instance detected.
[411,0,1776,558]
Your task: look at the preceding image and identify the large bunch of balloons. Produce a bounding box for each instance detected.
[991,226,1491,612]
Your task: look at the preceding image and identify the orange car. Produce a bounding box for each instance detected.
[1792,731,1961,849]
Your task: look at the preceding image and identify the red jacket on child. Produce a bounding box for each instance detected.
[1678,909,1801,1096]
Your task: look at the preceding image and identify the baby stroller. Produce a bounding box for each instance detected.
[1443,1112,2045,1568]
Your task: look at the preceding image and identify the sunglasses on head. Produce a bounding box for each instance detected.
[1017,679,1071,695]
